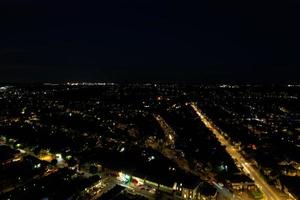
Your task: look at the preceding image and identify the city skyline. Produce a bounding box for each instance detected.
[0,83,299,199]
[0,1,299,200]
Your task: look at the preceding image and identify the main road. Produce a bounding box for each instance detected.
[190,102,282,200]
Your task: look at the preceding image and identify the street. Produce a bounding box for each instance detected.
[191,102,283,200]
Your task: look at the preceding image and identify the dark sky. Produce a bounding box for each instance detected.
[0,0,299,82]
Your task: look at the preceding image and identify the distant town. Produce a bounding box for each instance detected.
[0,83,299,200]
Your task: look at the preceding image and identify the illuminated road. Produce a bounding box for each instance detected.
[191,102,282,200]
[118,182,156,200]
[81,177,117,200]
[154,114,176,147]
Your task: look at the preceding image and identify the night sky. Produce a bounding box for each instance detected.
[0,0,299,82]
